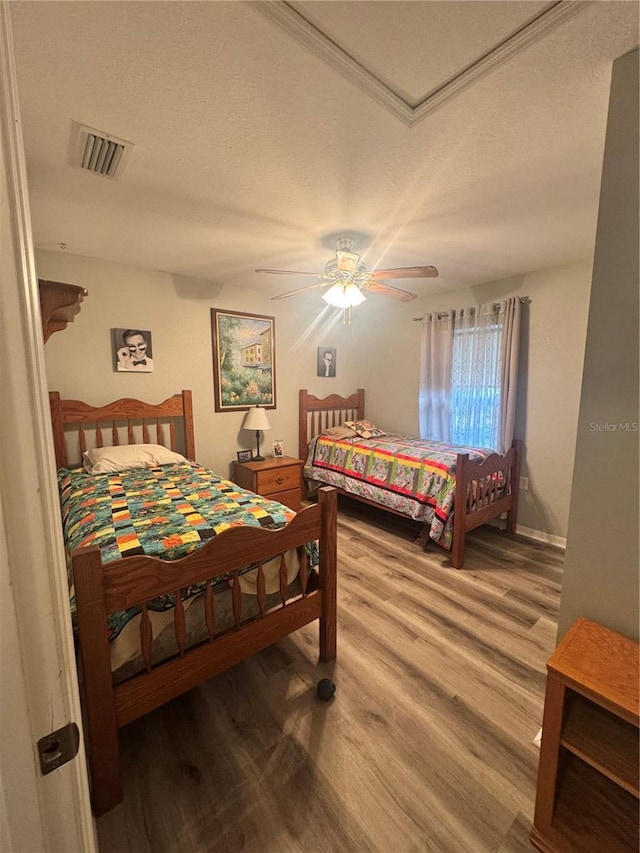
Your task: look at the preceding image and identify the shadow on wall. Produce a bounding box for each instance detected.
[172,275,225,300]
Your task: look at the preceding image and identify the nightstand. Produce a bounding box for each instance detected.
[233,456,304,511]
[531,618,639,852]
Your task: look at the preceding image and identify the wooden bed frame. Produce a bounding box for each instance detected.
[50,390,337,816]
[299,388,520,569]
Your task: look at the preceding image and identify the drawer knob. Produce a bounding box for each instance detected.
[275,476,286,484]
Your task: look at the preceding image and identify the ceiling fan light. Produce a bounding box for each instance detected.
[322,283,366,308]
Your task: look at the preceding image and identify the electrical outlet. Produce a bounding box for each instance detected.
[519,476,529,491]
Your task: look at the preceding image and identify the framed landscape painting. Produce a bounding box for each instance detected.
[211,309,276,412]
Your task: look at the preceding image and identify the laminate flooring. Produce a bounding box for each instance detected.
[97,499,562,853]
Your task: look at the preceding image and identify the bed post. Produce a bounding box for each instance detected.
[49,391,67,469]
[318,486,337,661]
[451,453,469,569]
[506,438,522,535]
[299,389,309,463]
[181,389,196,461]
[72,546,122,816]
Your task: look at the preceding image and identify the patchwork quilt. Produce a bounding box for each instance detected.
[58,462,314,641]
[305,434,495,548]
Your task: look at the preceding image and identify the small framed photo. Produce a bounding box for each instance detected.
[237,449,253,463]
[272,440,284,458]
[113,328,154,372]
[318,347,336,377]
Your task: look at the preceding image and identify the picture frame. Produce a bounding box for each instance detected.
[113,327,154,372]
[317,346,336,378]
[211,309,276,412]
[272,440,284,458]
[236,449,253,463]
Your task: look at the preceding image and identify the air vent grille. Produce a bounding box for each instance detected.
[81,134,124,177]
[70,123,133,179]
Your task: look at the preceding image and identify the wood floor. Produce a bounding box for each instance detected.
[97,499,562,853]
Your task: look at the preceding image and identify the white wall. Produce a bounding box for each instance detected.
[38,250,593,543]
[357,262,593,543]
[37,250,363,475]
[559,48,639,641]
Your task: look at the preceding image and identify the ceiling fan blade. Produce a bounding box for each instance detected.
[256,269,325,278]
[366,281,417,301]
[272,281,332,300]
[372,265,439,280]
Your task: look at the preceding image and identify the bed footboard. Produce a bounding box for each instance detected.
[74,486,337,816]
[451,439,521,568]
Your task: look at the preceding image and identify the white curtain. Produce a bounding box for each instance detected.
[419,298,522,453]
[498,297,521,454]
[450,304,502,450]
[418,312,453,442]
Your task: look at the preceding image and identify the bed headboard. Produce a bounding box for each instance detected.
[299,388,365,461]
[49,390,196,469]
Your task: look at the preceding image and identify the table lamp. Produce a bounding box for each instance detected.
[242,405,271,461]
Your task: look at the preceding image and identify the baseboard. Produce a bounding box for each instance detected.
[488,519,566,549]
[516,524,566,550]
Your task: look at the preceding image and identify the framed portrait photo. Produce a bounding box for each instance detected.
[211,309,276,412]
[236,449,253,463]
[317,347,336,378]
[272,440,284,458]
[113,328,154,372]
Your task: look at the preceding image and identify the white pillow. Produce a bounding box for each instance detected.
[83,444,187,474]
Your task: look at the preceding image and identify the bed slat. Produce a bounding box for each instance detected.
[79,424,86,458]
[140,604,152,674]
[142,420,150,445]
[279,554,288,606]
[256,562,265,617]
[156,421,162,446]
[174,592,186,657]
[299,546,308,595]
[204,582,215,641]
[232,575,241,629]
[127,421,134,445]
[112,422,119,446]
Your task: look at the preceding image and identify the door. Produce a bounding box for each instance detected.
[0,5,95,850]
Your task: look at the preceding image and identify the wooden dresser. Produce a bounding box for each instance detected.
[531,617,639,852]
[233,456,303,511]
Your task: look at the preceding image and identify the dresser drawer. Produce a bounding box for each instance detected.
[255,465,300,496]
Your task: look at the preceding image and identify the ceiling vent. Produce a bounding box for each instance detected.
[70,122,133,180]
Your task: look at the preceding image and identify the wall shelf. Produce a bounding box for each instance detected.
[38,279,87,343]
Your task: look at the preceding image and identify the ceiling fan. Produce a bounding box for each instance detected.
[255,238,438,319]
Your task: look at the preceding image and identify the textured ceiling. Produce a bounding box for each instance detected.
[9,1,639,300]
[288,0,552,104]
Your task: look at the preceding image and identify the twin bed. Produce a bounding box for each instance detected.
[50,390,337,816]
[299,388,521,569]
[52,385,520,816]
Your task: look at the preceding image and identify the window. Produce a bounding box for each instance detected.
[419,298,521,454]
[450,322,502,449]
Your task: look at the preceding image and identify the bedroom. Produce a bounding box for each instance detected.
[1,2,638,851]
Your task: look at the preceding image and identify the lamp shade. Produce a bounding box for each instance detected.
[322,283,366,309]
[242,405,271,432]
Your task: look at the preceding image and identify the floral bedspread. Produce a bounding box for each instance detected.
[58,463,311,640]
[305,434,494,548]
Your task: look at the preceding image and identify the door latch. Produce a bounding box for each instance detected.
[37,722,80,775]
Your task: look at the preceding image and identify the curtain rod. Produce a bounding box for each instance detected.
[412,297,530,321]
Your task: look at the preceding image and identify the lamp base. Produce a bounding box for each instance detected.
[253,429,265,462]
